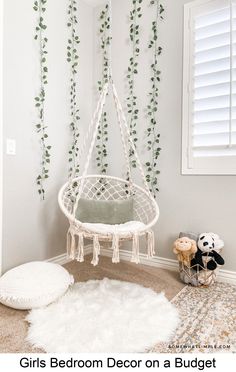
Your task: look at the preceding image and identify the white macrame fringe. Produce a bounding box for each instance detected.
[69,231,76,260]
[131,233,140,264]
[147,230,155,259]
[66,227,155,267]
[112,233,120,263]
[77,232,84,263]
[66,230,71,258]
[91,235,100,266]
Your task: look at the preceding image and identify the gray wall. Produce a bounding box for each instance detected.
[93,0,236,272]
[2,0,94,272]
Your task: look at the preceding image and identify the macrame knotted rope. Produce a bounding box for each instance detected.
[66,229,71,258]
[77,232,84,263]
[91,235,100,266]
[70,232,76,260]
[112,233,120,263]
[131,232,140,264]
[146,230,155,258]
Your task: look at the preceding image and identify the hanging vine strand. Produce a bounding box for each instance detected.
[145,0,164,197]
[33,0,50,200]
[126,0,143,169]
[96,4,111,175]
[67,0,80,178]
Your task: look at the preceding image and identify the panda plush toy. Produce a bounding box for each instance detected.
[191,232,225,271]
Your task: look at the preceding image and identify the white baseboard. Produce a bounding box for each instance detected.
[47,253,71,266]
[217,268,236,285]
[48,246,236,286]
[100,246,180,270]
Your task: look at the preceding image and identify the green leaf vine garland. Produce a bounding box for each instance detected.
[145,0,164,197]
[96,4,111,175]
[33,0,50,200]
[67,0,80,178]
[126,0,143,169]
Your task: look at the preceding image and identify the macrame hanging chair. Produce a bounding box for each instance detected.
[58,1,160,266]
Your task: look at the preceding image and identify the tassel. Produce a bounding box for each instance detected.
[91,235,100,266]
[147,230,155,259]
[66,230,71,259]
[97,236,101,255]
[77,232,84,263]
[131,233,140,264]
[70,232,76,260]
[112,233,120,263]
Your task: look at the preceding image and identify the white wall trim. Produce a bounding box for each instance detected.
[48,246,236,286]
[217,268,236,285]
[47,253,71,266]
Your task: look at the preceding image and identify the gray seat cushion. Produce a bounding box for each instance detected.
[75,198,134,225]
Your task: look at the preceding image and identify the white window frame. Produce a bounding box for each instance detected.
[182,0,236,175]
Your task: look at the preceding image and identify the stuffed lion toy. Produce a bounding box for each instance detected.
[173,237,197,266]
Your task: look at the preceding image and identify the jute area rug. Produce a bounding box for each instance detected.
[150,282,236,353]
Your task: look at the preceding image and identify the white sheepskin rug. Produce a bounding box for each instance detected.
[26,278,180,353]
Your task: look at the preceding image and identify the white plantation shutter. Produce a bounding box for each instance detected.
[182,0,236,174]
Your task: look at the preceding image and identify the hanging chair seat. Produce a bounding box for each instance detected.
[59,175,159,238]
[83,221,146,236]
[58,81,160,266]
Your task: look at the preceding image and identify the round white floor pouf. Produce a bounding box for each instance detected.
[0,262,74,310]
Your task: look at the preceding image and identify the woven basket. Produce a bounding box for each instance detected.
[179,261,218,287]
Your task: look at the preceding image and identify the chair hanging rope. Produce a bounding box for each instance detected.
[58,0,160,266]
